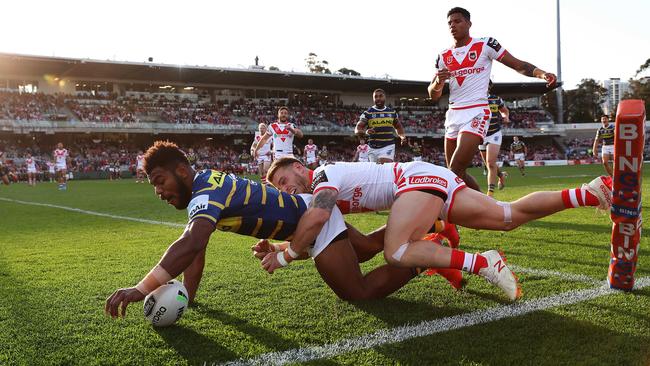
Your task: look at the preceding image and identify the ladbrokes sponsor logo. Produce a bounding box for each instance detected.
[408,175,448,187]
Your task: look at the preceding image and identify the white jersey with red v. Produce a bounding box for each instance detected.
[304,144,317,159]
[54,149,68,164]
[254,132,273,156]
[265,122,295,153]
[436,37,507,108]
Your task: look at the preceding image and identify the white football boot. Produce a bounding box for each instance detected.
[582,176,613,211]
[478,250,521,301]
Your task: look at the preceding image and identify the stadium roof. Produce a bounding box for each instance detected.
[0,52,553,98]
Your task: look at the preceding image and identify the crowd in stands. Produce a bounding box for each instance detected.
[0,91,553,133]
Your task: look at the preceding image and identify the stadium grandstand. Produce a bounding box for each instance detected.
[0,52,647,182]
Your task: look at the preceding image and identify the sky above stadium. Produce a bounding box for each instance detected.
[1,0,648,89]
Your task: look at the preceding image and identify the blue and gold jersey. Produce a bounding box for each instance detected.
[510,140,526,153]
[487,94,504,136]
[187,170,308,240]
[359,106,399,149]
[596,124,615,146]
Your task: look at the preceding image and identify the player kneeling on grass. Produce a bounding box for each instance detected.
[266,158,614,301]
[105,141,434,318]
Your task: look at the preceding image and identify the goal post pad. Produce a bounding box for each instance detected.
[609,99,645,290]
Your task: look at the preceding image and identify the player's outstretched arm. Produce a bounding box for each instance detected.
[104,218,215,318]
[261,188,337,273]
[500,105,510,124]
[498,52,557,87]
[253,133,271,157]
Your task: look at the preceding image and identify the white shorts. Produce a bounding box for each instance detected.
[602,145,614,156]
[478,131,503,151]
[136,165,144,172]
[257,155,272,164]
[412,156,422,162]
[444,105,491,140]
[48,169,55,174]
[27,168,36,174]
[298,194,347,258]
[274,152,294,159]
[368,144,395,162]
[514,153,525,161]
[393,161,467,222]
[56,164,66,171]
[306,157,317,165]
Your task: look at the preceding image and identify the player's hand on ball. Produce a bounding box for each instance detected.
[252,239,273,260]
[543,73,557,88]
[261,252,284,274]
[105,287,145,319]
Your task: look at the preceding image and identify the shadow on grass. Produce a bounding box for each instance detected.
[156,323,237,365]
[372,309,650,365]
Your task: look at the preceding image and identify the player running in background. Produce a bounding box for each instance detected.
[267,158,613,300]
[104,141,435,317]
[135,151,146,183]
[303,139,319,169]
[251,123,273,183]
[53,142,69,190]
[353,138,370,162]
[592,115,615,176]
[510,136,527,176]
[46,160,55,182]
[428,7,556,191]
[25,153,37,186]
[355,89,407,163]
[479,81,510,196]
[253,107,303,161]
[318,145,329,166]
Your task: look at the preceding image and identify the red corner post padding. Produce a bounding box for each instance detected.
[609,99,645,290]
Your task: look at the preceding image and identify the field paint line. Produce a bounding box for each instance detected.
[0,197,185,228]
[541,174,592,179]
[509,265,600,284]
[220,277,650,366]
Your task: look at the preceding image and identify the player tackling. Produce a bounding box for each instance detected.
[266,158,613,300]
[428,7,556,191]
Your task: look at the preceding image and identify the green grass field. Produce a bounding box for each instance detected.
[1,164,649,365]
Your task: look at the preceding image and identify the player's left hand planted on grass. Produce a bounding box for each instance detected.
[105,287,145,318]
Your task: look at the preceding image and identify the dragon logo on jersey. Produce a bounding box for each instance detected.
[468,50,477,61]
[311,170,329,191]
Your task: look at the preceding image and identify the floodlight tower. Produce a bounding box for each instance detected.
[555,0,564,123]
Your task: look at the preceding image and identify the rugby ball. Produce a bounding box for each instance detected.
[143,279,189,327]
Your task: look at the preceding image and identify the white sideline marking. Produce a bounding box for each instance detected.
[541,174,592,179]
[510,265,600,284]
[221,277,650,366]
[0,197,185,228]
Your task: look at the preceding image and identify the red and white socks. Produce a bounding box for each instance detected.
[561,188,600,208]
[449,249,487,274]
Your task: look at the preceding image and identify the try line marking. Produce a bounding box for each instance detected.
[221,277,650,366]
[0,197,185,228]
